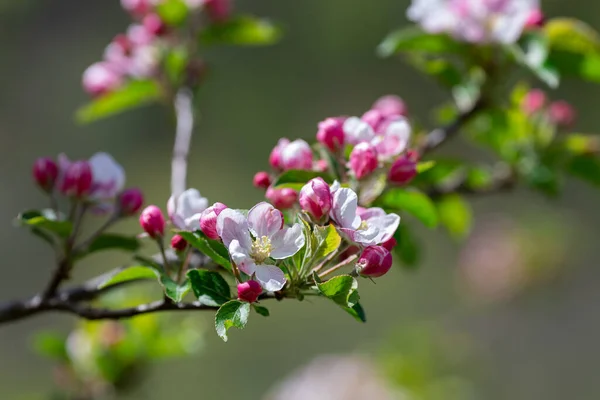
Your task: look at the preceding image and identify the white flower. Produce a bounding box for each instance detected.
[330,188,400,246]
[343,116,412,161]
[89,152,126,200]
[217,202,305,291]
[168,188,209,230]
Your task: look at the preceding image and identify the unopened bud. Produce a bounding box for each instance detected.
[372,95,407,118]
[381,237,397,251]
[522,89,547,115]
[237,280,262,303]
[266,187,298,210]
[205,0,231,23]
[388,155,417,185]
[253,171,271,190]
[525,9,545,29]
[349,142,378,180]
[356,246,393,278]
[60,161,93,197]
[280,139,314,171]
[143,13,167,36]
[549,100,576,128]
[199,202,228,240]
[82,62,123,97]
[120,0,151,16]
[139,205,165,238]
[118,188,144,216]
[33,157,58,193]
[171,234,188,251]
[316,117,345,152]
[299,178,332,220]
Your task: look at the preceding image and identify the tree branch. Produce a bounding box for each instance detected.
[171,87,195,199]
[427,164,516,199]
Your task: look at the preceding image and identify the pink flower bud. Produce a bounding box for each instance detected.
[388,155,417,185]
[280,139,313,171]
[269,138,290,171]
[316,117,345,152]
[33,157,58,192]
[299,178,332,220]
[143,13,168,36]
[525,9,545,28]
[82,62,123,97]
[372,95,407,118]
[266,187,298,210]
[549,100,576,128]
[199,202,228,240]
[357,246,393,278]
[205,0,232,23]
[382,237,397,251]
[60,161,93,197]
[349,142,378,180]
[361,109,386,131]
[237,280,262,303]
[522,89,547,115]
[313,159,329,173]
[121,0,151,16]
[139,205,165,238]
[171,234,188,251]
[118,188,144,215]
[253,171,271,190]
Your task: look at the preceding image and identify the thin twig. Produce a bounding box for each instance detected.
[318,254,359,279]
[171,88,195,200]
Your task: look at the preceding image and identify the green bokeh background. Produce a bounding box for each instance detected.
[1,0,600,398]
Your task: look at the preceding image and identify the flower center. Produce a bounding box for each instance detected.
[358,220,369,231]
[250,236,272,264]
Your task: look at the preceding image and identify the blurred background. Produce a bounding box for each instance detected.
[1,0,600,398]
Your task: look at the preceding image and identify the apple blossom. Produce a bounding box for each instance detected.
[372,95,407,118]
[168,188,209,230]
[269,138,290,170]
[253,171,271,189]
[388,155,417,185]
[356,246,393,278]
[525,8,545,28]
[199,202,228,240]
[371,118,411,160]
[299,178,332,221]
[237,280,262,303]
[313,159,329,173]
[280,139,313,171]
[343,117,375,145]
[139,205,165,238]
[349,142,378,180]
[59,161,93,198]
[32,157,58,193]
[217,202,305,291]
[143,14,167,36]
[330,188,400,246]
[316,117,345,151]
[88,153,126,201]
[549,100,576,128]
[82,62,123,97]
[121,0,152,16]
[522,89,547,115]
[266,187,298,210]
[118,188,144,216]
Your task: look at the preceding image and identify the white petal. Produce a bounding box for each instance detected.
[330,188,361,229]
[376,118,411,158]
[247,202,283,239]
[229,240,256,276]
[216,209,252,249]
[359,207,387,221]
[255,265,286,292]
[89,152,126,199]
[330,180,341,193]
[340,226,380,246]
[343,117,375,145]
[176,189,209,220]
[367,213,401,244]
[270,223,305,259]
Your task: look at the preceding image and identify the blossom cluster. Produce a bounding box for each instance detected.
[407,0,543,44]
[253,95,418,209]
[522,89,577,128]
[33,152,143,216]
[82,0,231,97]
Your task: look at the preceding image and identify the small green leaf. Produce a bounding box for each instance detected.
[187,269,231,307]
[156,0,189,26]
[436,194,472,239]
[32,331,68,361]
[344,302,367,323]
[466,166,495,190]
[84,234,141,255]
[377,27,466,57]
[76,80,162,123]
[160,275,191,302]
[17,210,72,237]
[253,305,270,317]
[215,300,251,342]
[273,170,333,191]
[566,155,600,186]
[314,274,357,307]
[178,230,232,271]
[200,16,282,46]
[312,224,342,261]
[377,189,439,228]
[97,265,159,289]
[416,160,436,174]
[393,224,421,269]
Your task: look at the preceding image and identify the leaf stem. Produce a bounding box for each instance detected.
[318,254,359,279]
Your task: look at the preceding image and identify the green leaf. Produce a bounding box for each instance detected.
[187,269,231,307]
[393,224,420,269]
[156,0,189,26]
[344,302,367,323]
[83,234,141,255]
[416,160,436,174]
[17,210,72,237]
[566,155,600,186]
[215,300,251,342]
[314,274,357,307]
[409,55,464,88]
[465,166,495,190]
[164,47,189,86]
[253,305,270,317]
[376,189,439,228]
[200,16,282,46]
[273,170,333,191]
[160,275,191,302]
[435,194,472,239]
[76,80,162,123]
[312,224,342,261]
[32,331,67,361]
[97,265,159,289]
[177,230,232,271]
[377,27,466,57]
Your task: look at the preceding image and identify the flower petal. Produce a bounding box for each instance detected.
[339,226,380,246]
[89,152,126,199]
[330,188,361,229]
[229,240,256,276]
[254,265,286,292]
[367,213,401,244]
[359,207,387,221]
[217,208,252,249]
[247,202,284,239]
[270,223,305,259]
[343,117,375,145]
[374,118,411,159]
